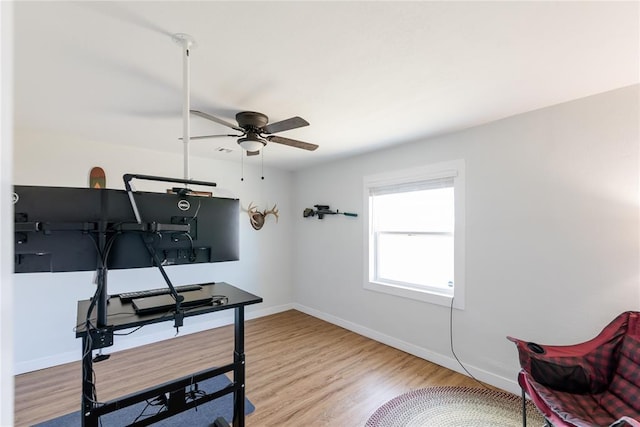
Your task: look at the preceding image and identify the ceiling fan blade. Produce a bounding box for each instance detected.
[179,134,242,141]
[263,116,309,134]
[190,110,244,132]
[267,135,319,151]
[246,150,260,156]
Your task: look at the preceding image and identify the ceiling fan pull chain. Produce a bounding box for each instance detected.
[261,151,265,180]
[241,149,245,182]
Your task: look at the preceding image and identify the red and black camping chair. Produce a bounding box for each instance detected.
[508,311,640,427]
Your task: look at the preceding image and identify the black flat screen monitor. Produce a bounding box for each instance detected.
[13,185,239,273]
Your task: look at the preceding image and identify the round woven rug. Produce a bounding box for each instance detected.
[365,386,545,427]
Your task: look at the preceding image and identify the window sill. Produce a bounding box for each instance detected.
[364,280,463,309]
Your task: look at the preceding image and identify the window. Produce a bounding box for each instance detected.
[363,160,465,308]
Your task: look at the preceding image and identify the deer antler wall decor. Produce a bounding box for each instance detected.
[247,202,279,230]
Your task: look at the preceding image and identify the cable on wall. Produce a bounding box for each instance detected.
[449,297,489,389]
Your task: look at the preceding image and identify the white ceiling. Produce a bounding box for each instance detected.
[12,1,639,171]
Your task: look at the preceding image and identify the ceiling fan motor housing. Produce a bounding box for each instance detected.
[236,111,269,130]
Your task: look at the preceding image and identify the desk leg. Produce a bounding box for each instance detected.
[81,334,97,427]
[233,306,245,427]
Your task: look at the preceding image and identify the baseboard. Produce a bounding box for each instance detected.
[292,303,521,395]
[14,303,295,375]
[14,351,81,376]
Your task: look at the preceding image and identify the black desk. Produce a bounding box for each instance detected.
[76,282,262,427]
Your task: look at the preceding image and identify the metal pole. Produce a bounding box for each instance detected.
[183,44,190,180]
[81,333,97,427]
[234,306,246,427]
[172,33,197,181]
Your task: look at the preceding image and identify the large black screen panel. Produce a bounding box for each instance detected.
[13,185,240,273]
[14,186,103,272]
[104,190,240,269]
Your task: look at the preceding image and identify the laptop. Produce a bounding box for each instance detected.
[131,289,215,315]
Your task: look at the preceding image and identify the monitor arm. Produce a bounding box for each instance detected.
[121,174,218,329]
[123,174,217,224]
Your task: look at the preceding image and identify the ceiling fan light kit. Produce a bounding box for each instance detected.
[238,135,266,152]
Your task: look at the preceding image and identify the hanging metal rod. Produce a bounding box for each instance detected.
[172,33,197,181]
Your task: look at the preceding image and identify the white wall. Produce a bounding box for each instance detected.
[292,85,640,394]
[1,1,15,424]
[12,130,294,373]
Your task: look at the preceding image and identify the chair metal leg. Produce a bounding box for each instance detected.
[522,388,527,427]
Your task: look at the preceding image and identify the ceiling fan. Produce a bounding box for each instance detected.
[189,110,319,156]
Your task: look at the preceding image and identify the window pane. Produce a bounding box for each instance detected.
[364,160,465,307]
[372,187,454,232]
[376,233,454,289]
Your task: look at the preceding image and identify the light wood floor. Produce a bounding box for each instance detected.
[15,310,487,426]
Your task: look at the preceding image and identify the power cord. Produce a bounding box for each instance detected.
[449,296,489,389]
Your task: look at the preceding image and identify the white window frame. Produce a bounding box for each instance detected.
[363,160,466,309]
